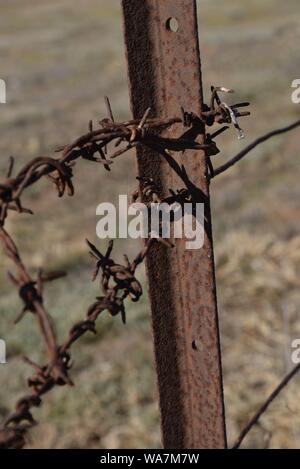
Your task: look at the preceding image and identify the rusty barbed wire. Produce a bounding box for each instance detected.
[2,84,300,449]
[0,88,253,449]
[0,88,251,224]
[0,88,246,448]
[0,225,163,448]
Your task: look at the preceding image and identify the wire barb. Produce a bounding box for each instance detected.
[2,87,299,450]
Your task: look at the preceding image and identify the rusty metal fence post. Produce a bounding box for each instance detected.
[122,0,227,449]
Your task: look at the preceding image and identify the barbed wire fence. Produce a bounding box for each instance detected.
[0,84,300,449]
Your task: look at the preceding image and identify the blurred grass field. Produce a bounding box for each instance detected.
[0,0,300,448]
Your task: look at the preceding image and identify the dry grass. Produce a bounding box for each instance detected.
[217,232,300,447]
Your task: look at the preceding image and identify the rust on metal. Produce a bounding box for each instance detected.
[0,98,226,448]
[122,0,227,448]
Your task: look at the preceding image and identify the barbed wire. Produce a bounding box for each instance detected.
[0,226,161,449]
[0,86,250,448]
[0,85,299,449]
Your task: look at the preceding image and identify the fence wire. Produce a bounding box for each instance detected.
[0,87,299,449]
